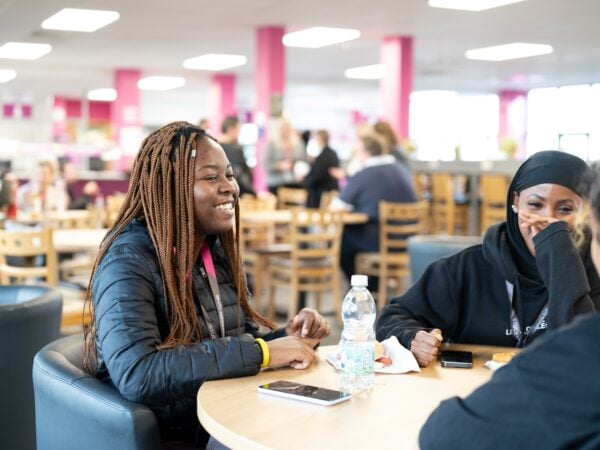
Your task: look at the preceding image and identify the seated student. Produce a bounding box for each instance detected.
[376,151,600,367]
[417,169,600,450]
[83,122,330,448]
[330,135,417,285]
[17,159,69,213]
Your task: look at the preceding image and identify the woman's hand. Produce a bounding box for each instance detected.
[410,329,443,367]
[518,211,560,239]
[267,336,319,369]
[285,308,331,340]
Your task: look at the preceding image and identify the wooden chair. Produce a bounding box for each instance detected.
[355,201,424,311]
[0,228,58,287]
[429,173,469,235]
[319,190,339,211]
[276,187,308,209]
[104,193,126,227]
[239,194,289,311]
[480,174,509,234]
[267,210,343,323]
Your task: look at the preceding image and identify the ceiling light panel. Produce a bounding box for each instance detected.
[344,64,385,80]
[465,43,553,61]
[283,27,360,48]
[428,0,525,11]
[0,42,52,60]
[183,54,247,71]
[137,76,186,91]
[87,88,117,101]
[42,8,120,32]
[0,69,17,83]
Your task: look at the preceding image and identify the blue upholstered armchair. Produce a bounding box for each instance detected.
[408,235,482,283]
[0,285,62,450]
[33,334,161,450]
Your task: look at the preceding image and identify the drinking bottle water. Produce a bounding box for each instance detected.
[340,274,376,392]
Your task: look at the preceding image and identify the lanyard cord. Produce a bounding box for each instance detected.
[505,281,548,348]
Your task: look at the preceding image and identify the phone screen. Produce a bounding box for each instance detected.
[440,350,473,368]
[258,380,352,406]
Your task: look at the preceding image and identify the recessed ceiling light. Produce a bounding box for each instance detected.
[283,27,360,48]
[87,88,117,102]
[465,42,553,61]
[0,69,17,83]
[0,42,52,60]
[137,76,186,91]
[344,64,385,80]
[428,0,525,11]
[42,8,119,32]
[183,54,247,71]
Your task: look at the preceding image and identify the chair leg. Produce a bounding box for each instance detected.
[315,291,321,311]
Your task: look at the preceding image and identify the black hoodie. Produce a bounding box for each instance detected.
[376,221,599,349]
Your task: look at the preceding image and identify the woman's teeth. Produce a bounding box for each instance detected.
[216,203,233,211]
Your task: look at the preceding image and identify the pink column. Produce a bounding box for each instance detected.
[208,74,236,138]
[111,69,142,171]
[51,96,68,142]
[380,36,413,139]
[254,26,285,192]
[499,90,527,159]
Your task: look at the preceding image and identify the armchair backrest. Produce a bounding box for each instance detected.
[33,334,161,450]
[0,285,62,450]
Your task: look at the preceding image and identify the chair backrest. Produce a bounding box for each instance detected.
[319,190,338,211]
[0,285,62,450]
[105,192,126,227]
[33,334,161,450]
[239,193,277,213]
[480,174,509,233]
[379,201,424,257]
[289,209,343,266]
[0,227,58,286]
[276,187,308,209]
[407,234,482,283]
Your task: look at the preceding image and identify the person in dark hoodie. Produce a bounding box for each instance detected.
[417,165,600,450]
[376,150,599,367]
[83,122,330,448]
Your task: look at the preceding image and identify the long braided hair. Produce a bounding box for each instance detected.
[83,121,276,373]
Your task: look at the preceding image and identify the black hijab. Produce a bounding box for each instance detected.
[506,150,593,281]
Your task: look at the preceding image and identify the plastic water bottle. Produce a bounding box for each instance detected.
[340,274,376,392]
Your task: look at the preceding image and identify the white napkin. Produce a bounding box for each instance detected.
[484,360,507,371]
[326,336,420,374]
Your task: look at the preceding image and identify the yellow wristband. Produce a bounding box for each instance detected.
[255,338,269,369]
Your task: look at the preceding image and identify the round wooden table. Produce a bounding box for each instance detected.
[197,344,513,450]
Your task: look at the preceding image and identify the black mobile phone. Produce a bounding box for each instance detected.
[257,380,352,406]
[440,350,473,368]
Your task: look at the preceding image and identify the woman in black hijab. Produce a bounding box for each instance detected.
[376,150,599,367]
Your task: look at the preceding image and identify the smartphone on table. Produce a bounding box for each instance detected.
[257,380,352,406]
[440,350,473,368]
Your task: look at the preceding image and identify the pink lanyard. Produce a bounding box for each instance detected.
[199,243,226,338]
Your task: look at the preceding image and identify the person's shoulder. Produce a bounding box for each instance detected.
[102,221,156,263]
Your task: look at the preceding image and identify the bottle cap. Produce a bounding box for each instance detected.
[350,274,368,287]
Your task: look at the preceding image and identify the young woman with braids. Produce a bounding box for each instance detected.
[83,122,330,448]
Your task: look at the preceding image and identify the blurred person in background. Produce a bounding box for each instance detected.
[374,120,410,166]
[265,118,305,195]
[330,134,417,287]
[17,159,68,213]
[220,116,256,196]
[302,129,339,208]
[61,161,101,210]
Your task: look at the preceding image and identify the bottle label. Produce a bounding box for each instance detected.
[340,342,374,377]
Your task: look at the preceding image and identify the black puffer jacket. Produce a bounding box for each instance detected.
[92,220,285,445]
